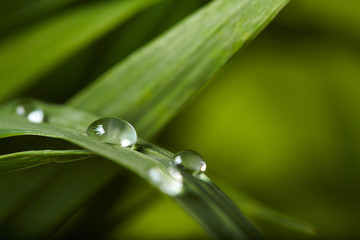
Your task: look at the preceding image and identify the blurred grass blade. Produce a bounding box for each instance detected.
[0,0,77,34]
[0,0,160,101]
[69,0,289,138]
[242,201,316,235]
[0,101,264,239]
[220,183,316,235]
[0,150,93,173]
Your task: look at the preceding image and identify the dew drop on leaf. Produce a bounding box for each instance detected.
[15,101,44,123]
[173,150,206,175]
[147,166,183,196]
[86,118,137,148]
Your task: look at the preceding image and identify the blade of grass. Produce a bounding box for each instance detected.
[0,150,94,174]
[242,201,316,236]
[0,0,160,101]
[215,179,316,235]
[68,0,289,138]
[0,102,264,239]
[0,119,169,177]
[0,0,77,34]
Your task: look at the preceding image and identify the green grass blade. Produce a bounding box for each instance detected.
[0,101,263,239]
[176,173,265,239]
[0,150,94,173]
[243,202,316,236]
[0,117,159,175]
[220,183,316,235]
[68,0,289,138]
[0,0,77,34]
[0,0,160,101]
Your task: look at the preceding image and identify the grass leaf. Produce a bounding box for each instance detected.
[0,0,160,101]
[227,186,316,235]
[0,100,264,239]
[0,150,94,173]
[69,0,289,138]
[0,0,77,34]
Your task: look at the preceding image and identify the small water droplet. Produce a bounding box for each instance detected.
[15,101,44,123]
[86,118,137,148]
[173,150,206,175]
[147,167,183,196]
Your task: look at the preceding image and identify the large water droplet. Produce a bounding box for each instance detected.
[173,150,206,175]
[147,166,183,196]
[86,118,137,147]
[15,101,44,123]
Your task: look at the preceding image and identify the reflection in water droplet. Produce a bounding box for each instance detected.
[173,150,206,175]
[147,167,183,196]
[15,101,44,123]
[86,118,137,148]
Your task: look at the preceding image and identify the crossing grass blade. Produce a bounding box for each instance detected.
[68,0,289,138]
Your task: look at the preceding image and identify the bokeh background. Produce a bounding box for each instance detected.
[159,1,360,239]
[1,0,360,239]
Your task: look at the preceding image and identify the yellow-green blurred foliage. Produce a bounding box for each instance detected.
[159,0,360,239]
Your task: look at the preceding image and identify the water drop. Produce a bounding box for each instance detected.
[86,118,137,148]
[15,101,44,123]
[173,150,206,175]
[147,167,183,196]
